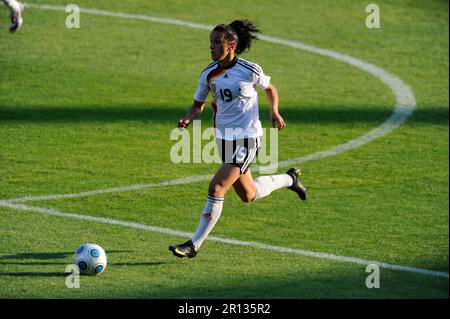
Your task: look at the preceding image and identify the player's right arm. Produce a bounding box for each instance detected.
[179,63,211,128]
[177,63,209,128]
[177,100,205,128]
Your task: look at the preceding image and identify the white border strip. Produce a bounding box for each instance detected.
[0,200,447,279]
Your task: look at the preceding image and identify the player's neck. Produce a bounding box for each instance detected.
[218,54,237,69]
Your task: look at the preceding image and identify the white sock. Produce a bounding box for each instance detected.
[2,0,21,12]
[191,195,224,250]
[254,174,293,200]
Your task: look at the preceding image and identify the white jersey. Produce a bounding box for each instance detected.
[193,57,271,140]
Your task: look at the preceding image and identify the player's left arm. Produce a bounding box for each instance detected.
[265,83,286,130]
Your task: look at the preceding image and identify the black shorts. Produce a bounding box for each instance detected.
[216,137,261,174]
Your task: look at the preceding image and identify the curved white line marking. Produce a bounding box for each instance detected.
[258,34,416,171]
[8,4,416,203]
[0,200,447,279]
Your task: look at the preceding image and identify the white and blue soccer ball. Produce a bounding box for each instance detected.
[73,243,107,275]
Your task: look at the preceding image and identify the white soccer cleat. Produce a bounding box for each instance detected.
[9,2,24,33]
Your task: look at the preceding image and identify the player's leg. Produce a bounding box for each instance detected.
[207,162,243,197]
[233,168,308,202]
[169,163,241,258]
[232,169,257,202]
[191,163,241,248]
[2,0,24,32]
[2,0,20,10]
[231,136,307,202]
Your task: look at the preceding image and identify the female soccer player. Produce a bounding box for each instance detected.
[169,20,307,258]
[2,0,24,32]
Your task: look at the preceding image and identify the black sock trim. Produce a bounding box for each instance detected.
[207,194,224,202]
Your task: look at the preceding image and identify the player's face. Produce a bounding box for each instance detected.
[209,31,234,62]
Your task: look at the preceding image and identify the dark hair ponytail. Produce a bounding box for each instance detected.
[229,20,260,54]
[213,20,260,55]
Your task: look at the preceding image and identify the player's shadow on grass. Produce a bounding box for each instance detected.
[0,104,448,125]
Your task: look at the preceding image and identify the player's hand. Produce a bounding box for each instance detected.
[177,118,191,129]
[271,113,286,131]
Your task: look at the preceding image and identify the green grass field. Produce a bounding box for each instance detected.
[0,0,448,299]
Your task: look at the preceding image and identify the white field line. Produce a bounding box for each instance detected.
[0,200,447,279]
[8,175,214,203]
[7,4,416,203]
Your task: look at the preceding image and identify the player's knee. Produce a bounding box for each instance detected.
[208,182,225,197]
[238,192,255,203]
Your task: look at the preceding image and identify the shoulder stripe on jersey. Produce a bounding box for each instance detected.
[237,61,261,75]
[238,58,262,70]
[207,64,225,83]
[201,62,219,75]
[237,59,262,73]
[204,60,218,69]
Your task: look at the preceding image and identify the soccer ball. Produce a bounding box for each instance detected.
[73,243,107,275]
